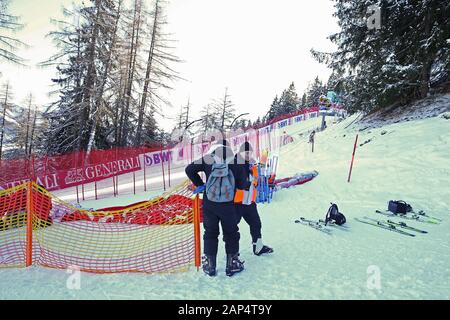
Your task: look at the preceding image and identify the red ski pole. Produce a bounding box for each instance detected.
[347,134,359,183]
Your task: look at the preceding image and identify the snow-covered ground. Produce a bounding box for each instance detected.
[1,103,449,299]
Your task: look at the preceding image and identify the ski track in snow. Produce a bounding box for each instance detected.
[1,101,450,299]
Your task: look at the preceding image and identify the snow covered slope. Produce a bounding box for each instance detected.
[1,107,449,300]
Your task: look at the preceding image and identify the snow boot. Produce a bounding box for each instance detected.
[225,253,244,277]
[253,238,274,256]
[202,255,217,277]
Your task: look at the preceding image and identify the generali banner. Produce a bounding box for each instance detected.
[1,155,141,191]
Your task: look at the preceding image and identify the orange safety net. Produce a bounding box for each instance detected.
[0,184,28,268]
[0,181,202,274]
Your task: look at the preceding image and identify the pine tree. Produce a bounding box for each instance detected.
[278,82,299,114]
[312,0,450,113]
[231,118,248,130]
[5,0,181,155]
[43,0,126,153]
[213,87,235,131]
[142,110,158,143]
[12,93,36,157]
[305,77,326,107]
[199,103,216,133]
[301,93,307,108]
[266,95,279,120]
[41,5,86,154]
[182,98,191,128]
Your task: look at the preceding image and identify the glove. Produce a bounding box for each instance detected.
[193,185,206,195]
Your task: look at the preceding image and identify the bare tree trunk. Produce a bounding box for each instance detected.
[135,0,160,146]
[185,97,190,127]
[86,0,122,155]
[178,104,183,128]
[77,0,102,151]
[0,83,10,160]
[114,75,123,146]
[119,0,142,146]
[24,94,33,157]
[221,88,228,130]
[28,104,37,156]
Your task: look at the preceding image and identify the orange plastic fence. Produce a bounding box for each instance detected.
[0,181,202,274]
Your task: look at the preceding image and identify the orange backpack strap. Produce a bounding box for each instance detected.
[234,189,244,203]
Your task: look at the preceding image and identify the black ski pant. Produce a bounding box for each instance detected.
[202,200,240,256]
[236,202,262,243]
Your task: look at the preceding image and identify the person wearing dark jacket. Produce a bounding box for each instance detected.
[185,140,249,277]
[235,142,273,256]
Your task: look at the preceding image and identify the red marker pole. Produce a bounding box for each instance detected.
[347,134,359,183]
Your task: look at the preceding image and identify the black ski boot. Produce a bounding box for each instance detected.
[202,255,217,277]
[225,253,244,277]
[253,238,274,256]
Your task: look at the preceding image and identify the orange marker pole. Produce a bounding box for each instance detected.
[193,194,201,271]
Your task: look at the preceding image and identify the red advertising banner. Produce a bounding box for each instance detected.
[1,155,142,191]
[0,147,152,192]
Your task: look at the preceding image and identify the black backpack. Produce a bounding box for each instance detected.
[388,200,413,215]
[325,203,346,226]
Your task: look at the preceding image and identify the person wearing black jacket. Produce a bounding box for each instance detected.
[185,140,249,277]
[235,142,273,256]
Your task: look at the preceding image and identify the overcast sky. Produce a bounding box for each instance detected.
[1,0,339,130]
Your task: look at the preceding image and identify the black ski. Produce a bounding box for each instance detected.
[295,217,332,235]
[354,217,415,237]
[364,216,427,234]
[386,219,428,234]
[375,210,438,224]
[411,210,442,222]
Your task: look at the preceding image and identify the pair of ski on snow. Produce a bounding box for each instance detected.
[354,209,440,237]
[374,210,441,224]
[354,216,428,237]
[353,208,441,237]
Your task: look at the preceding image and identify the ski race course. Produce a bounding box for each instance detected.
[1,110,449,300]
